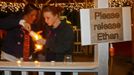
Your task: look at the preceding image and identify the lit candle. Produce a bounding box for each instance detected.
[17,60,21,64]
[51,61,55,65]
[17,60,22,66]
[34,60,40,67]
[35,44,43,51]
[34,60,39,64]
[29,31,44,52]
[29,31,42,40]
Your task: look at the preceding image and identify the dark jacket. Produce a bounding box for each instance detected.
[2,25,34,59]
[0,15,35,59]
[45,20,74,61]
[0,14,22,30]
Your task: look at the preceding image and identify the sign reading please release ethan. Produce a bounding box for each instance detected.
[80,7,131,45]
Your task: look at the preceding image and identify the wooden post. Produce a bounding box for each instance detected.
[93,0,109,75]
[131,3,134,63]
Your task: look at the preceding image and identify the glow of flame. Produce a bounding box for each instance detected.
[33,33,42,41]
[30,31,44,53]
[17,60,22,66]
[34,44,43,53]
[34,60,39,64]
[35,44,43,50]
[34,35,39,40]
[34,60,40,67]
[17,60,21,64]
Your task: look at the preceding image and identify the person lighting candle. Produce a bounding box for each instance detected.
[0,4,39,61]
[37,6,74,75]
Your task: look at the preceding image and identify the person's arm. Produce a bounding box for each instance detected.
[36,25,74,54]
[0,15,20,30]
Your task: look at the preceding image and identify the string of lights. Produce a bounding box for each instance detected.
[109,0,134,7]
[0,0,133,13]
[0,1,94,13]
[0,2,25,13]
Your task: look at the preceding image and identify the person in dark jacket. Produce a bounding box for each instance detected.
[36,6,74,75]
[0,4,39,61]
[37,6,74,62]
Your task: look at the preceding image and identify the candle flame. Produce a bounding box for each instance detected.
[34,35,39,40]
[32,33,42,41]
[30,31,44,53]
[35,44,43,50]
[17,60,21,64]
[34,60,39,64]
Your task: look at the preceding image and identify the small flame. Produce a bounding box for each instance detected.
[30,31,44,53]
[17,60,22,66]
[35,44,43,50]
[17,60,21,64]
[34,60,39,64]
[34,44,43,53]
[34,60,40,67]
[32,33,42,41]
[34,35,39,40]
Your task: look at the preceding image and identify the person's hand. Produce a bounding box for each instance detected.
[36,39,46,45]
[23,22,31,32]
[19,19,31,32]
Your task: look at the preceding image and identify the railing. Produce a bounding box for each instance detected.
[73,27,94,55]
[0,43,109,75]
[0,61,98,75]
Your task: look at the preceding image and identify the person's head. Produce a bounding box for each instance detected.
[23,4,39,24]
[42,6,62,26]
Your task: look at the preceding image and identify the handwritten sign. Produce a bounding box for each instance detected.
[80,7,131,45]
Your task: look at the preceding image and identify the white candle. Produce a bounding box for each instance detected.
[34,60,40,67]
[17,60,22,66]
[34,60,39,64]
